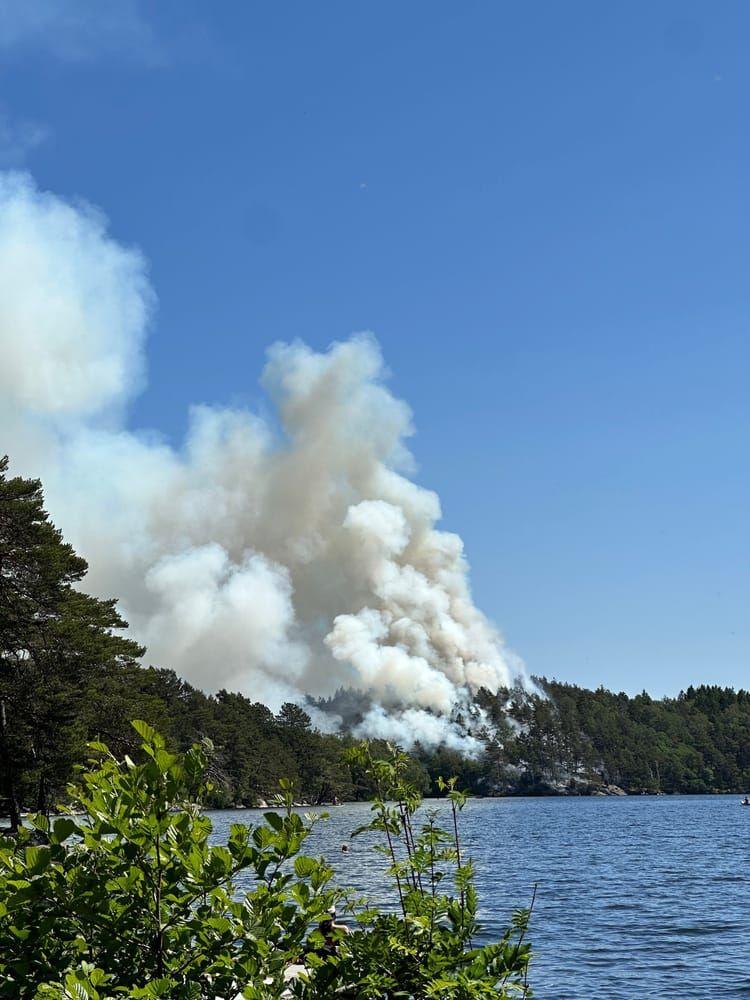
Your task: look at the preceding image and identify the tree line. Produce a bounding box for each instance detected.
[476,678,750,795]
[2,454,749,826]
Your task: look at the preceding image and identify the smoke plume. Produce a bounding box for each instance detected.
[0,172,525,751]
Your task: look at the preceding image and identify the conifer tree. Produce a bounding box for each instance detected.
[0,456,143,828]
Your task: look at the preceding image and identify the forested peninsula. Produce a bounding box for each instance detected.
[2,455,749,827]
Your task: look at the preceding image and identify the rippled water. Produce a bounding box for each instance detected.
[209,796,750,998]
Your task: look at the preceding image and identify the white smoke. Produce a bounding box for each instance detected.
[352,706,484,758]
[0,171,525,751]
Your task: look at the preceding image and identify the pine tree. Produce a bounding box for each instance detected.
[0,456,143,828]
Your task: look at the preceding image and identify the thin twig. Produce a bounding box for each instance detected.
[520,881,538,996]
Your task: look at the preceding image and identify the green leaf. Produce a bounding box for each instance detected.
[24,845,50,875]
[130,719,165,747]
[28,813,50,834]
[263,811,284,832]
[52,818,78,843]
[293,855,318,878]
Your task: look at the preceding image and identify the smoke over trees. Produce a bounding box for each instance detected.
[2,454,749,821]
[0,171,525,750]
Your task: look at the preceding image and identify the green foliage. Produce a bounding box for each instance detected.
[0,729,533,998]
[0,722,338,998]
[333,743,533,998]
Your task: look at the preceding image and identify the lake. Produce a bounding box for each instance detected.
[209,795,750,998]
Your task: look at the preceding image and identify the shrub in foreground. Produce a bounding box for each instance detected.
[0,722,533,998]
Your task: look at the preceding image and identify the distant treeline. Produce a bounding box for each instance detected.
[2,455,749,825]
[476,680,750,795]
[8,656,750,818]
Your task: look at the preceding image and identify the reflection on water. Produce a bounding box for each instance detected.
[209,795,750,999]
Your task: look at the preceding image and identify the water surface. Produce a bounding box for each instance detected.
[209,796,750,998]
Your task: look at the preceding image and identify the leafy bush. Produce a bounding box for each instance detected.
[0,722,532,998]
[326,746,534,998]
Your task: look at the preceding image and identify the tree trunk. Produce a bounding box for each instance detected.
[0,699,21,833]
[36,772,48,817]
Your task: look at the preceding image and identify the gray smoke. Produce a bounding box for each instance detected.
[0,171,526,751]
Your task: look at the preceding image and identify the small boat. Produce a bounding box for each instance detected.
[741,799,750,806]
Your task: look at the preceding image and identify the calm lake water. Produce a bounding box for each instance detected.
[209,795,750,999]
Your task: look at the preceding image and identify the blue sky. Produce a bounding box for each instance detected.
[1,1,747,697]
